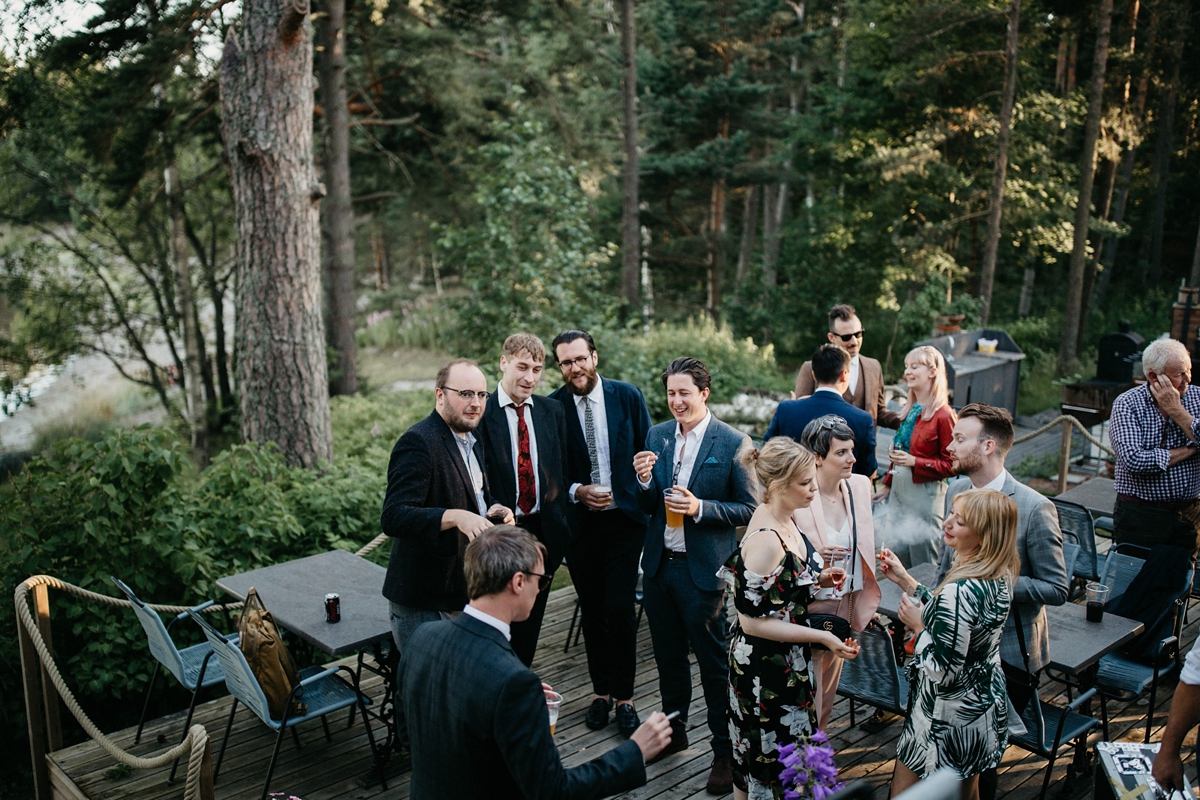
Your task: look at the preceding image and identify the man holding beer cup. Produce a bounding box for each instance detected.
[634,357,756,795]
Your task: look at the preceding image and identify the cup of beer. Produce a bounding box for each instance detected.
[593,485,612,506]
[664,488,685,528]
[545,690,563,735]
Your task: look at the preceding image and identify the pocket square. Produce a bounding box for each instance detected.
[704,456,721,464]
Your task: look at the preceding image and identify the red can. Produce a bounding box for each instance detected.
[324,593,341,623]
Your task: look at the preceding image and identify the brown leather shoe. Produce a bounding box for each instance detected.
[706,751,733,795]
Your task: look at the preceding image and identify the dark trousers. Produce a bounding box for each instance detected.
[978,663,1038,800]
[643,557,730,755]
[570,509,645,700]
[1113,496,1200,554]
[510,514,559,667]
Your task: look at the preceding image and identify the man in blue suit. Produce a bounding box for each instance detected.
[766,343,878,478]
[549,329,653,738]
[634,357,756,795]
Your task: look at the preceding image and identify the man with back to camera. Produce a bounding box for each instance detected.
[794,303,903,429]
[766,343,878,478]
[931,403,1068,800]
[478,332,573,666]
[1109,336,1200,554]
[399,525,673,800]
[548,329,653,737]
[633,357,757,795]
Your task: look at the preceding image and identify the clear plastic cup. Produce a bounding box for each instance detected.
[1086,582,1109,623]
[545,690,562,735]
[664,489,685,528]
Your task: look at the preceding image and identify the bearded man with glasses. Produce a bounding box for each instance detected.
[795,304,903,429]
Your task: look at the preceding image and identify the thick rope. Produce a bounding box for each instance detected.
[1013,414,1114,456]
[16,576,211,798]
[355,532,389,557]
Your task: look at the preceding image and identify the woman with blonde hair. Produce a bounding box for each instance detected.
[793,414,881,730]
[878,488,1021,800]
[720,437,859,800]
[874,345,957,566]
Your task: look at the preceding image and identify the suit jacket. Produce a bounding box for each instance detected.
[380,411,498,612]
[765,390,879,478]
[399,613,646,800]
[795,354,903,429]
[479,393,572,572]
[933,473,1069,672]
[638,415,757,591]
[549,377,653,527]
[791,473,881,631]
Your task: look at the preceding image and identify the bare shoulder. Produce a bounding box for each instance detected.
[740,528,787,575]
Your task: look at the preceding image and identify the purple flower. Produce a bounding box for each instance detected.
[774,732,841,799]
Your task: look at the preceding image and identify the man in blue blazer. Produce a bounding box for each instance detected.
[400,525,673,800]
[549,330,653,737]
[634,357,756,795]
[766,343,878,478]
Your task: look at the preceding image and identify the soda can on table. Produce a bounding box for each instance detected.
[324,593,341,623]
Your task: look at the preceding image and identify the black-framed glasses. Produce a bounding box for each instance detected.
[558,354,594,371]
[523,571,553,592]
[441,386,490,401]
[834,330,864,342]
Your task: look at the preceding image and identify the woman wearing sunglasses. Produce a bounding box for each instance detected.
[793,414,881,730]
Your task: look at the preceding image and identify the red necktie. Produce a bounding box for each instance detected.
[514,404,536,515]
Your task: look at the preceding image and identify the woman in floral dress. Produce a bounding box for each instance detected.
[720,437,860,800]
[878,488,1021,800]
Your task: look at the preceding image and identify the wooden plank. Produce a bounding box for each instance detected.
[49,758,91,800]
[35,583,65,752]
[19,587,52,800]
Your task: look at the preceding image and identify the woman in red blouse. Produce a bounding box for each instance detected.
[873,345,957,567]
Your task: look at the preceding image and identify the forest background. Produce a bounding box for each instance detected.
[1,0,1199,796]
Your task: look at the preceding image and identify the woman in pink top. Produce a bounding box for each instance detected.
[793,414,881,730]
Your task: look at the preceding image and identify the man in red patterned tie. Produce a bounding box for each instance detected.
[479,333,574,666]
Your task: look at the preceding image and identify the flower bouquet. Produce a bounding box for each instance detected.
[777,730,843,800]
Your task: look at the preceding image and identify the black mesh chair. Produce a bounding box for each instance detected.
[1007,686,1103,800]
[836,620,908,726]
[1052,498,1099,595]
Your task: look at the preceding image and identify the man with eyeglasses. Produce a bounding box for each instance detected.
[549,329,653,738]
[768,343,878,478]
[794,304,903,429]
[1109,337,1200,553]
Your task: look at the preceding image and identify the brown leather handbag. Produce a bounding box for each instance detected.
[238,587,305,720]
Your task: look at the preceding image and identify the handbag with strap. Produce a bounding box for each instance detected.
[238,587,306,720]
[807,479,859,649]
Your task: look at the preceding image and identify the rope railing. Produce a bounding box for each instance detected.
[1012,413,1114,456]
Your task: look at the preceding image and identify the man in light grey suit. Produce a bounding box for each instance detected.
[933,402,1069,800]
[633,357,756,796]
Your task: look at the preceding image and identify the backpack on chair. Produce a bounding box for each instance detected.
[238,587,306,720]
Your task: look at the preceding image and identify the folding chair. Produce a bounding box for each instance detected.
[836,620,909,726]
[111,577,234,785]
[188,610,386,800]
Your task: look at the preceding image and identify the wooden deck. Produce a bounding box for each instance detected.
[51,547,1200,800]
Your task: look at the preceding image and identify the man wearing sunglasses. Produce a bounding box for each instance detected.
[795,304,903,429]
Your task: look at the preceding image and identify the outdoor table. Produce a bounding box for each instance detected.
[217,549,398,777]
[1056,477,1117,518]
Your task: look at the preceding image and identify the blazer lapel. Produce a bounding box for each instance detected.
[687,420,719,490]
[442,433,474,500]
[655,434,677,489]
[484,398,516,504]
[602,378,622,457]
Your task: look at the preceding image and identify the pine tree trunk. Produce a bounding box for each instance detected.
[166,162,210,467]
[1059,0,1115,374]
[620,0,640,308]
[219,0,334,468]
[707,177,726,319]
[978,0,1020,326]
[318,0,357,396]
[1144,11,1187,286]
[736,185,759,286]
[1190,214,1200,287]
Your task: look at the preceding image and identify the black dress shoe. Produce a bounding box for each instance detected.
[615,703,640,737]
[585,697,613,730]
[862,708,900,734]
[649,718,689,763]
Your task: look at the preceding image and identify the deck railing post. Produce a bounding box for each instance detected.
[1058,418,1073,495]
[34,583,64,751]
[17,590,51,800]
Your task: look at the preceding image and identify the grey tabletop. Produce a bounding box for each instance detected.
[1056,477,1117,517]
[875,561,1143,676]
[217,549,392,657]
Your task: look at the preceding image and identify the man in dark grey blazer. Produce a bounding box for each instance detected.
[932,403,1069,800]
[400,526,672,800]
[634,357,756,795]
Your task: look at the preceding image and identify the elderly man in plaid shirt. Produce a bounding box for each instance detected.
[1109,337,1200,553]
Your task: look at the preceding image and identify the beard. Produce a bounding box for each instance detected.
[952,449,985,476]
[565,367,599,397]
[443,406,481,434]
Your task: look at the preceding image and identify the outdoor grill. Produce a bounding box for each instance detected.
[914,328,1025,414]
[1060,322,1144,427]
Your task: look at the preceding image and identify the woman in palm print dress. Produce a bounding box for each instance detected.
[878,488,1020,800]
[720,437,860,800]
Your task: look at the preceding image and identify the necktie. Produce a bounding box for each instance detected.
[514,404,535,515]
[584,397,601,486]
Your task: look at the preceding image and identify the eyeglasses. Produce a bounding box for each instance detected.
[819,416,848,430]
[441,386,490,401]
[523,571,553,592]
[834,330,864,342]
[558,354,594,371]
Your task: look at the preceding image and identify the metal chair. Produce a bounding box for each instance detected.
[836,620,908,726]
[1007,686,1103,800]
[1060,531,1081,584]
[564,560,645,654]
[1051,498,1099,595]
[188,610,386,800]
[111,577,233,785]
[1093,544,1193,742]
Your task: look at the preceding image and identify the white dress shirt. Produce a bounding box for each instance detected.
[814,386,843,397]
[980,469,1009,493]
[640,411,711,552]
[497,385,540,515]
[570,377,614,510]
[848,354,861,396]
[463,604,511,641]
[454,431,488,516]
